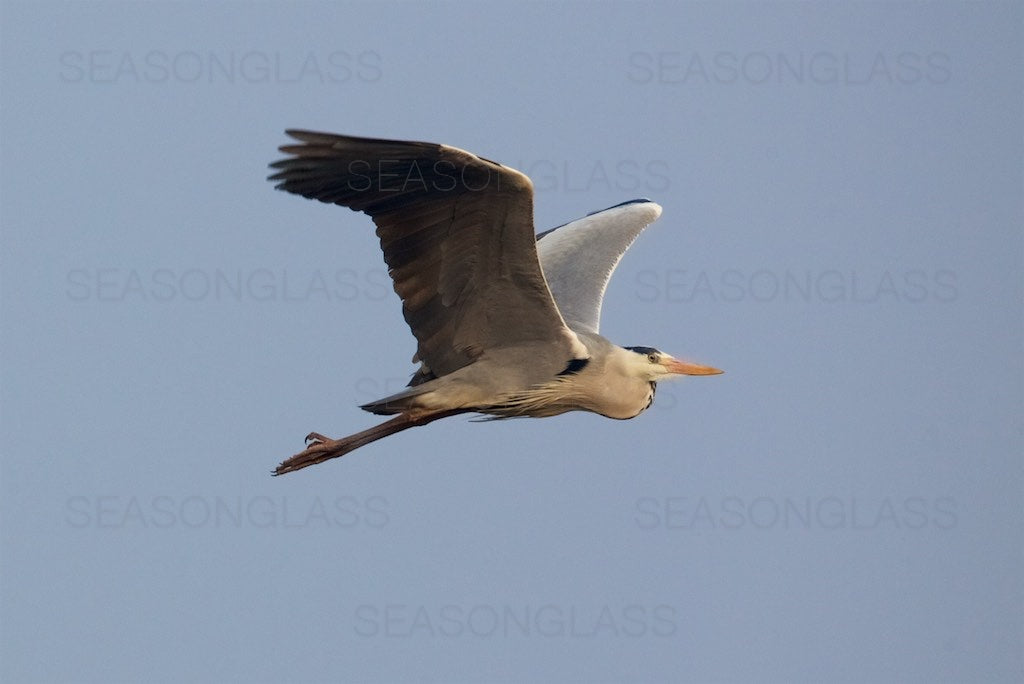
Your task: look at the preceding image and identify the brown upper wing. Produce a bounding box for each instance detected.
[268,130,585,378]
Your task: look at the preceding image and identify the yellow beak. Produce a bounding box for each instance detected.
[664,358,724,376]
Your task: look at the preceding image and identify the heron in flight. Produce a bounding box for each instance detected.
[268,130,722,475]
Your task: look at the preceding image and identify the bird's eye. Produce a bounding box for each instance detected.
[647,353,658,364]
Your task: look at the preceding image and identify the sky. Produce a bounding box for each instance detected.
[1,2,1021,683]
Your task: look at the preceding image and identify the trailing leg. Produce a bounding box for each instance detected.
[273,409,466,475]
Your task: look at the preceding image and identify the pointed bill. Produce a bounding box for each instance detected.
[664,358,723,376]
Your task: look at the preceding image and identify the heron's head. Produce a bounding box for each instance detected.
[623,346,723,382]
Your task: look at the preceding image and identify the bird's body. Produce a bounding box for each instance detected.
[363,331,653,421]
[269,130,721,475]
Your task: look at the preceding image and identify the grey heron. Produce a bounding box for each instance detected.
[268,130,722,475]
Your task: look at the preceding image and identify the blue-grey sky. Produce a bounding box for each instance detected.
[2,2,1021,683]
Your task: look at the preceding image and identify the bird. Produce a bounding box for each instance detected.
[268,130,722,475]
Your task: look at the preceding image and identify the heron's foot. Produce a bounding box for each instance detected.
[273,432,341,476]
[305,431,333,446]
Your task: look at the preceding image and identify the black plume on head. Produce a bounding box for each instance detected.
[625,346,661,356]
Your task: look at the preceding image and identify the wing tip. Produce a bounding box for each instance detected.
[586,198,662,218]
[536,199,664,241]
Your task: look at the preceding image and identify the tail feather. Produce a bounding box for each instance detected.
[359,384,433,415]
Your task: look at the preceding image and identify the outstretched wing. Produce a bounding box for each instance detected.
[269,130,587,378]
[536,199,662,334]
